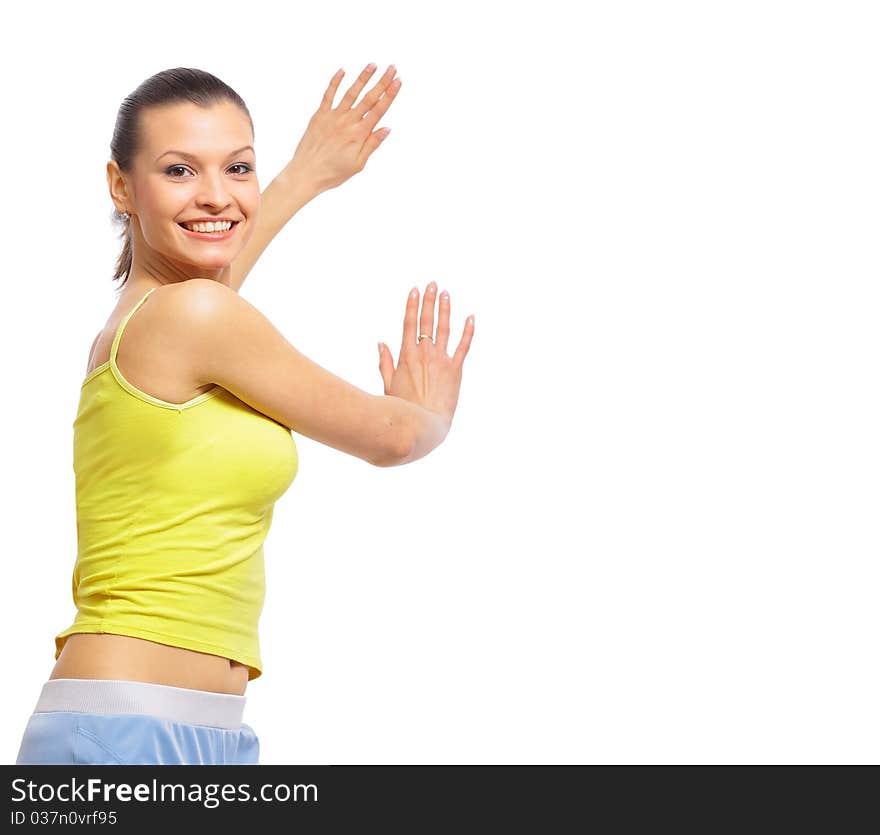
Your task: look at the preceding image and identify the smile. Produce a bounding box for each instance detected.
[177,221,240,240]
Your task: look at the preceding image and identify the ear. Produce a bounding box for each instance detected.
[106,160,131,214]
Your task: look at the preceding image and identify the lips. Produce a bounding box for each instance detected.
[177,220,241,240]
[177,221,240,230]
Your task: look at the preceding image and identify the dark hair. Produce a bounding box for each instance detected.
[109,68,254,290]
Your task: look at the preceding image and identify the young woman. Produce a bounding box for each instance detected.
[15,66,474,766]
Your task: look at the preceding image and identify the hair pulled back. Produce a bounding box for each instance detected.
[109,68,253,289]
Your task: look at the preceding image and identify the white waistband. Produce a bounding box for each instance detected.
[33,679,246,730]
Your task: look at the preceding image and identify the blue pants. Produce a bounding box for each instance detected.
[16,679,260,766]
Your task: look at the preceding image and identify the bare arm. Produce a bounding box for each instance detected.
[380,397,451,466]
[174,279,419,467]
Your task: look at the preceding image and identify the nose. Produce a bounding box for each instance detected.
[195,170,234,211]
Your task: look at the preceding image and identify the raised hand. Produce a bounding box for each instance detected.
[288,63,402,193]
[378,282,475,427]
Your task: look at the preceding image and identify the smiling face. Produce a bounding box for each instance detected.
[107,99,260,280]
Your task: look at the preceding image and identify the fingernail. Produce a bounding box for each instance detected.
[381,128,391,140]
[367,62,377,71]
[378,342,382,356]
[410,288,418,298]
[441,291,449,300]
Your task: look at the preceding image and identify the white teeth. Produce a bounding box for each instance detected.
[182,221,234,232]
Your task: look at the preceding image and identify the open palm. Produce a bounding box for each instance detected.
[289,63,401,192]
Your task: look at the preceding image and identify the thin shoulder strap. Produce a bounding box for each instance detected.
[110,287,158,366]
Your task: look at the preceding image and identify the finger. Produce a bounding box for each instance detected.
[320,68,346,111]
[356,126,392,169]
[338,62,379,111]
[419,282,438,345]
[378,342,394,394]
[359,76,402,132]
[400,287,419,355]
[355,68,400,120]
[435,289,451,353]
[452,315,475,369]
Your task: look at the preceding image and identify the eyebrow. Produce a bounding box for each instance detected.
[155,145,255,163]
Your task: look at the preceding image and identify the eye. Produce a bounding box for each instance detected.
[164,163,253,179]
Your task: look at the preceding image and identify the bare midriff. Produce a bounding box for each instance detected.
[50,633,249,696]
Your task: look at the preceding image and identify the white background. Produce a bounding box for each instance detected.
[1,0,877,764]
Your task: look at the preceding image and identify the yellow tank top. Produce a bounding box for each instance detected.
[54,286,298,680]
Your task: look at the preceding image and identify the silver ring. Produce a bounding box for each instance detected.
[417,333,433,344]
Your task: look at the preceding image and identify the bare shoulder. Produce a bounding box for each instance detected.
[165,279,276,366]
[171,277,305,416]
[112,278,234,353]
[153,278,249,359]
